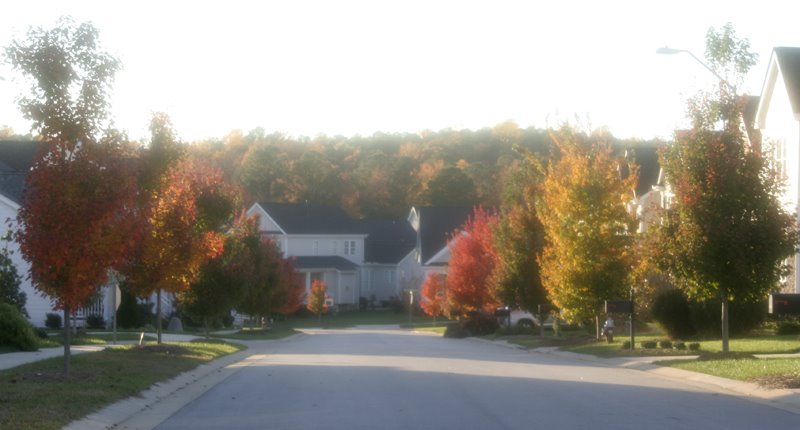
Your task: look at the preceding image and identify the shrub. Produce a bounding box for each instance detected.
[33,326,49,339]
[0,303,38,351]
[443,324,469,339]
[688,342,701,351]
[690,298,766,337]
[651,289,695,339]
[86,314,106,329]
[659,340,673,349]
[621,340,631,349]
[45,312,62,329]
[462,312,500,336]
[674,341,687,350]
[776,320,800,335]
[641,341,657,349]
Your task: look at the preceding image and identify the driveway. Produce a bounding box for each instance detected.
[145,326,799,430]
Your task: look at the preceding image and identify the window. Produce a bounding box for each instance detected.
[344,240,356,255]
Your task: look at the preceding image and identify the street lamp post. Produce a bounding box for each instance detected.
[656,47,734,92]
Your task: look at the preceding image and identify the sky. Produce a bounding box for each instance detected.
[1,0,799,143]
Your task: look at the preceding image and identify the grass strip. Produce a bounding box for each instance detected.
[0,341,244,430]
[658,357,800,387]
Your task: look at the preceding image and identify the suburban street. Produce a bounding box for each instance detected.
[151,327,798,430]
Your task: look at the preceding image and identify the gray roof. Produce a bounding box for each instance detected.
[257,202,363,235]
[773,47,800,119]
[291,256,359,271]
[0,140,41,204]
[361,218,416,264]
[415,206,473,264]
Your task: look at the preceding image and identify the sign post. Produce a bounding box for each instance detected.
[605,299,634,350]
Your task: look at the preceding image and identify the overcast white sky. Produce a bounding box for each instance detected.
[1,1,799,142]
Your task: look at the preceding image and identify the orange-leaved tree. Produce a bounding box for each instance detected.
[538,127,637,325]
[420,273,447,326]
[446,206,500,318]
[307,280,328,320]
[122,155,235,343]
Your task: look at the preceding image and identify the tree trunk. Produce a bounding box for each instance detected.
[156,289,163,344]
[63,307,71,375]
[721,296,730,353]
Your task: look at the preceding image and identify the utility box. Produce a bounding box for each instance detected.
[769,294,800,315]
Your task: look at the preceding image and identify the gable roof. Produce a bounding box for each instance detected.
[256,202,363,235]
[361,218,416,264]
[757,47,800,127]
[411,206,473,265]
[0,140,42,204]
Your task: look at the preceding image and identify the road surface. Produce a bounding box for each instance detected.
[154,327,798,429]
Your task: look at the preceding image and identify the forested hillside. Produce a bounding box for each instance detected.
[188,122,662,218]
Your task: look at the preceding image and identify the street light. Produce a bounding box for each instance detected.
[656,46,733,91]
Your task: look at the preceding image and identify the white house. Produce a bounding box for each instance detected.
[755,46,800,293]
[247,202,368,310]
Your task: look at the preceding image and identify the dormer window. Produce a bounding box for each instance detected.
[344,240,356,255]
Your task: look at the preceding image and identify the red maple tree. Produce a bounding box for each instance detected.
[420,273,447,325]
[17,140,138,372]
[445,206,500,318]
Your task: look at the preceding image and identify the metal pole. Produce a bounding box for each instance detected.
[630,286,635,351]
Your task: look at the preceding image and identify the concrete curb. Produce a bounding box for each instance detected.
[63,333,306,430]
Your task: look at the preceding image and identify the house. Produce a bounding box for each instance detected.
[755,46,800,293]
[360,218,416,304]
[247,202,367,310]
[400,206,473,292]
[624,145,667,233]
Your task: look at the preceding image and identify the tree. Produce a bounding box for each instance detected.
[276,258,305,316]
[181,213,253,337]
[652,25,798,352]
[122,156,234,343]
[446,206,499,318]
[7,18,137,374]
[234,215,301,327]
[538,127,637,325]
[307,280,328,320]
[423,166,477,206]
[420,273,447,325]
[490,153,548,313]
[0,239,26,317]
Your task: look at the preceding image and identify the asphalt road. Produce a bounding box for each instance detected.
[154,327,798,430]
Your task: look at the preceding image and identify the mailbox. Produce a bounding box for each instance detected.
[605,300,633,314]
[769,294,800,315]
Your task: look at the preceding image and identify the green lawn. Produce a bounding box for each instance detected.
[208,326,300,340]
[0,341,245,430]
[557,333,800,358]
[659,357,800,387]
